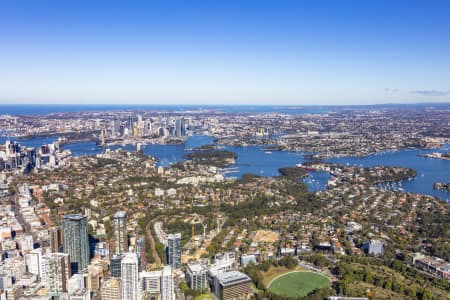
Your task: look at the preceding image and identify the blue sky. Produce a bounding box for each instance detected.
[0,0,449,105]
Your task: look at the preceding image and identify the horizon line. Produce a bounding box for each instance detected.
[0,102,450,107]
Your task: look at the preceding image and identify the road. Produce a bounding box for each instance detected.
[145,220,162,266]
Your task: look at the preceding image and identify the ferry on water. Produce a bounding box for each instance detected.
[296,163,316,172]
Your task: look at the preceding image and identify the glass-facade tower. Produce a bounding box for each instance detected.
[62,214,89,274]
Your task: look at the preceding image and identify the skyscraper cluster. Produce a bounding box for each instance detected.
[0,140,66,172]
[102,115,188,140]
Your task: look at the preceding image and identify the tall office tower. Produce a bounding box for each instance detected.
[167,233,181,269]
[175,118,183,137]
[121,253,139,300]
[101,278,122,300]
[110,254,123,278]
[50,226,64,253]
[62,214,90,274]
[144,119,152,135]
[113,211,128,254]
[180,117,186,136]
[128,115,133,132]
[119,124,125,137]
[140,271,162,300]
[25,248,42,277]
[42,253,71,296]
[110,119,117,137]
[135,237,146,272]
[161,266,175,300]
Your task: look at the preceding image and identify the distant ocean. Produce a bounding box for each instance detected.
[1,103,449,115]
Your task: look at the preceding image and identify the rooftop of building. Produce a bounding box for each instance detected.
[121,252,138,264]
[162,265,172,276]
[168,233,181,239]
[111,253,124,260]
[62,214,86,221]
[102,278,121,288]
[141,270,163,278]
[114,211,127,218]
[216,271,251,287]
[187,263,205,273]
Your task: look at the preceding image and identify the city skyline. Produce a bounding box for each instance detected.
[1,0,450,105]
[0,106,449,299]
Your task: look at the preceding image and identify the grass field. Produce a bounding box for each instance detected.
[194,294,214,300]
[261,266,306,287]
[261,266,289,286]
[267,271,330,298]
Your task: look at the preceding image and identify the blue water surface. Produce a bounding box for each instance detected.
[1,134,449,202]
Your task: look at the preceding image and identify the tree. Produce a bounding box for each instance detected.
[384,279,392,290]
[420,290,433,300]
[363,270,373,285]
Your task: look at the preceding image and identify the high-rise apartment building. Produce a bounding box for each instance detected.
[50,226,64,253]
[135,237,146,271]
[121,252,139,300]
[166,233,181,269]
[42,253,71,296]
[62,214,90,274]
[161,266,174,300]
[113,211,128,254]
[110,254,123,278]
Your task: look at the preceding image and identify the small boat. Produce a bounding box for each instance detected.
[265,151,273,155]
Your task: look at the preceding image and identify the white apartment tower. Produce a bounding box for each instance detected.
[42,253,71,296]
[121,252,139,300]
[161,266,175,300]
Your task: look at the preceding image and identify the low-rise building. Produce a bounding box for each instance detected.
[140,271,162,300]
[101,278,122,300]
[213,271,251,300]
[186,263,208,290]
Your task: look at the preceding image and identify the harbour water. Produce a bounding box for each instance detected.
[1,135,449,202]
[326,146,450,202]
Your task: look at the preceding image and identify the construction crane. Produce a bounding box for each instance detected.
[191,213,207,241]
